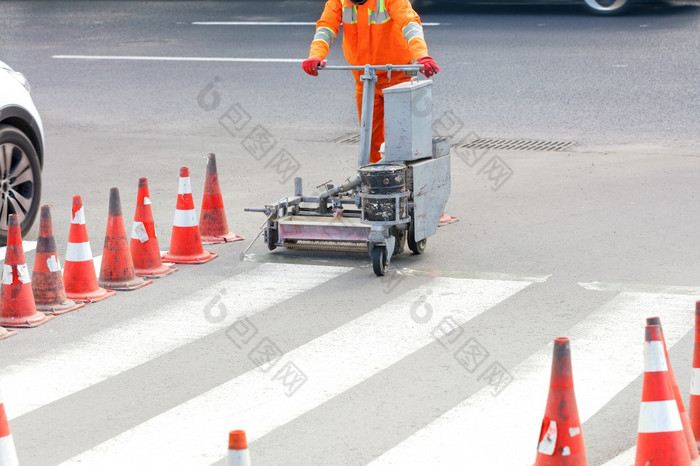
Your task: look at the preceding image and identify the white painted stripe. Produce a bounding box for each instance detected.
[0,241,37,261]
[638,400,683,433]
[71,206,85,225]
[61,278,531,465]
[192,21,442,26]
[690,368,700,395]
[2,263,351,420]
[643,341,667,372]
[602,446,635,465]
[371,292,696,465]
[0,435,19,466]
[580,281,700,296]
[53,55,304,63]
[173,209,198,227]
[65,241,93,262]
[177,176,192,195]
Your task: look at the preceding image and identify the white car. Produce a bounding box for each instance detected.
[0,60,43,245]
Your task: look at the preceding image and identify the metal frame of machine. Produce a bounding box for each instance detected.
[244,64,451,276]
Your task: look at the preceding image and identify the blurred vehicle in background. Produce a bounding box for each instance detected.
[0,60,44,245]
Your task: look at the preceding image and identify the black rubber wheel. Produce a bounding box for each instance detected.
[0,124,42,246]
[582,0,633,15]
[372,246,388,276]
[407,221,427,255]
[264,226,278,251]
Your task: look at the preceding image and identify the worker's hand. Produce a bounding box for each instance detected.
[302,58,326,76]
[417,56,439,78]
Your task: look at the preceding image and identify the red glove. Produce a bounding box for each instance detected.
[417,56,439,78]
[302,58,326,76]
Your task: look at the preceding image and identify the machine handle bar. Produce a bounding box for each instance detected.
[318,64,423,72]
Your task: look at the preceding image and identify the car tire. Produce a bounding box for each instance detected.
[583,0,634,15]
[0,124,42,246]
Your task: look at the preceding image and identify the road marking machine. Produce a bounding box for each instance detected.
[245,64,451,276]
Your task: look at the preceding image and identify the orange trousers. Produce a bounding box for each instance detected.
[354,72,412,164]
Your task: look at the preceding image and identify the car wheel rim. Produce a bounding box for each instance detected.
[584,0,628,11]
[0,142,36,230]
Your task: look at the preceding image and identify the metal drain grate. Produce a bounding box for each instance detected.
[336,134,576,152]
[458,138,575,152]
[335,134,361,144]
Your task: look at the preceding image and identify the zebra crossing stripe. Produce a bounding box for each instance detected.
[1,263,352,420]
[60,277,533,465]
[0,241,37,261]
[370,292,696,465]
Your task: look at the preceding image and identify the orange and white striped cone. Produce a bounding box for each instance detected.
[31,205,85,315]
[635,324,691,465]
[200,153,243,245]
[0,385,19,466]
[690,300,700,450]
[228,430,251,466]
[647,316,700,464]
[99,187,153,291]
[130,177,177,278]
[63,195,116,303]
[161,167,217,264]
[535,337,587,465]
[0,214,52,328]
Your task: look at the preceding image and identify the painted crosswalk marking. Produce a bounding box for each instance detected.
[61,277,532,465]
[371,292,696,465]
[2,263,351,420]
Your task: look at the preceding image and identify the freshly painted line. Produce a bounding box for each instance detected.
[398,267,551,283]
[61,278,532,465]
[52,55,304,63]
[2,263,352,420]
[370,292,696,465]
[0,241,36,261]
[192,21,443,26]
[579,280,700,296]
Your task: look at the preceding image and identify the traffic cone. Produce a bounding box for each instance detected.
[0,385,19,466]
[200,153,243,245]
[690,301,700,450]
[646,316,700,464]
[63,195,116,303]
[228,430,251,466]
[31,205,85,315]
[161,167,217,264]
[99,187,153,291]
[535,337,587,465]
[0,214,51,327]
[635,324,691,465]
[130,177,177,278]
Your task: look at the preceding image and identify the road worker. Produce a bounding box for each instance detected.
[302,0,457,226]
[302,0,439,164]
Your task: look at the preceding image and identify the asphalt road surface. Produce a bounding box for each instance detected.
[1,1,700,464]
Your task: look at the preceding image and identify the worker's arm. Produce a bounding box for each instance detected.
[387,0,429,61]
[308,0,342,60]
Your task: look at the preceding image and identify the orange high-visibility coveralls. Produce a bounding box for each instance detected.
[308,0,430,163]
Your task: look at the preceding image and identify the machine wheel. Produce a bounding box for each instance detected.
[408,221,426,255]
[372,246,388,276]
[264,226,278,251]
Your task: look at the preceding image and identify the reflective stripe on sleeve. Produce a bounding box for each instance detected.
[402,21,424,42]
[313,27,336,46]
